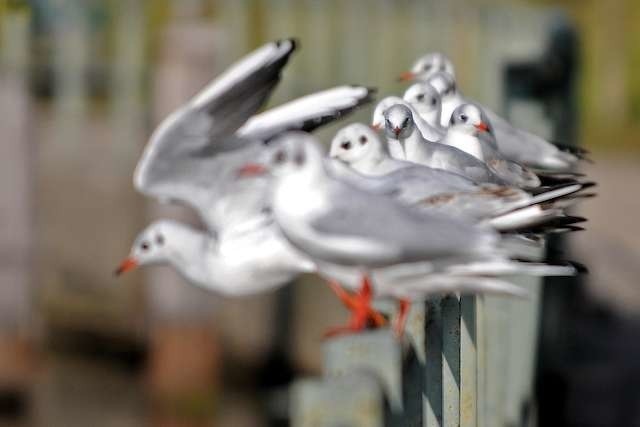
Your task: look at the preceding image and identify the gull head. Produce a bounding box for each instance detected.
[398,52,455,82]
[330,123,380,165]
[237,132,324,179]
[425,71,456,97]
[115,220,180,276]
[372,96,407,130]
[403,82,441,118]
[449,103,493,136]
[383,104,415,139]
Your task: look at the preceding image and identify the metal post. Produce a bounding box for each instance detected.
[424,298,443,426]
[460,296,478,427]
[442,296,461,427]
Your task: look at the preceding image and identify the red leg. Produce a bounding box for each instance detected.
[323,275,387,338]
[394,299,411,338]
[327,280,358,310]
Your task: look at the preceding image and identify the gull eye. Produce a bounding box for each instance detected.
[156,234,164,245]
[416,93,425,101]
[403,117,409,126]
[431,98,437,106]
[359,135,368,144]
[459,114,468,122]
[294,151,305,165]
[274,150,287,164]
[423,63,432,71]
[140,242,150,251]
[340,141,352,150]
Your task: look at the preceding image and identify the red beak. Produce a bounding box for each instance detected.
[393,127,401,136]
[397,71,416,82]
[370,123,381,131]
[236,163,268,177]
[474,122,489,133]
[114,257,138,276]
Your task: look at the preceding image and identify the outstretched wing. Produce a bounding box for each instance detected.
[237,85,376,141]
[133,39,297,231]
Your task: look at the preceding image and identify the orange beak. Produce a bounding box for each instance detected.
[370,123,381,131]
[474,122,489,133]
[236,163,268,177]
[114,257,138,276]
[397,71,416,82]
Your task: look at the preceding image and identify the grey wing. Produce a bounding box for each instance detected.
[133,39,296,230]
[328,161,479,204]
[487,157,541,189]
[432,142,507,185]
[370,166,479,204]
[237,86,376,141]
[310,181,495,265]
[485,109,548,162]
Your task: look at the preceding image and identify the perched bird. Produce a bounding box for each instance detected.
[415,64,589,170]
[402,82,447,135]
[381,104,507,185]
[443,103,541,188]
[371,96,443,142]
[329,123,588,233]
[238,133,579,334]
[398,52,455,82]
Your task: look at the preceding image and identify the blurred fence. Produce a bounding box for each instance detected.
[0,0,577,425]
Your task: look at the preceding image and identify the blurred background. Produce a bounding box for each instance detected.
[1,0,639,426]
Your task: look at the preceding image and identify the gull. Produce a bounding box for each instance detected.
[442,103,542,188]
[381,103,507,185]
[116,219,315,295]
[398,52,455,82]
[116,39,374,298]
[402,82,447,134]
[371,96,444,142]
[402,57,589,170]
[329,123,588,232]
[238,133,579,334]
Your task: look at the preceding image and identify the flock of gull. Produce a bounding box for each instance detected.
[115,39,593,336]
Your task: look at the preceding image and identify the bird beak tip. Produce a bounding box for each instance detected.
[236,163,268,178]
[474,122,490,133]
[397,71,415,82]
[114,257,137,277]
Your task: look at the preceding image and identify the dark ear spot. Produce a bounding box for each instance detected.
[274,150,287,164]
[359,135,368,145]
[156,234,165,246]
[294,151,305,165]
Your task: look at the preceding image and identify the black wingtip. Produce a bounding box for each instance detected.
[346,84,377,105]
[530,180,596,196]
[276,38,299,52]
[568,260,589,274]
[364,86,378,103]
[555,142,593,162]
